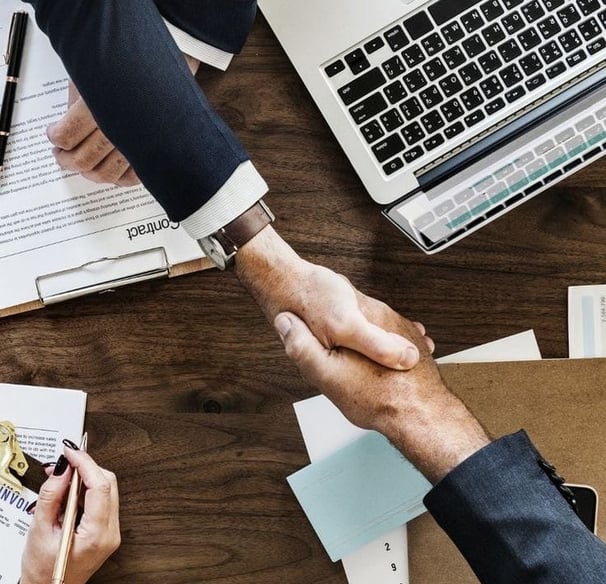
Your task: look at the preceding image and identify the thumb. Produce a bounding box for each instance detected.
[274,312,332,385]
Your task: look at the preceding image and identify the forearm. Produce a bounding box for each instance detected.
[425,431,606,583]
[25,0,250,222]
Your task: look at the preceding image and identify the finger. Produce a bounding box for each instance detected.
[67,80,80,107]
[47,97,99,150]
[424,335,435,354]
[336,312,419,370]
[412,321,426,336]
[53,128,115,173]
[82,149,132,185]
[32,466,74,528]
[63,449,116,526]
[115,166,140,187]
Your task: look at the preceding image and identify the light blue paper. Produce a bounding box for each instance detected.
[287,431,431,561]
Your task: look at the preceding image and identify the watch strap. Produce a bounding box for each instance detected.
[213,200,274,254]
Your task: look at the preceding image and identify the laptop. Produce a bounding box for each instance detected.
[258,0,606,253]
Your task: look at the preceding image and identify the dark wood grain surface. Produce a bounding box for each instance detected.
[1,13,606,584]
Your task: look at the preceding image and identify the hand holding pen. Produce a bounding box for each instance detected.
[0,11,28,174]
[20,437,120,584]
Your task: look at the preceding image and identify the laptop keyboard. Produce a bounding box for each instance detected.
[324,0,606,177]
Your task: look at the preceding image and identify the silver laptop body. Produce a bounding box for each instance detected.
[259,0,606,253]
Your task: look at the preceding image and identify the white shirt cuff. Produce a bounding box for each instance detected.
[180,161,269,240]
[163,19,234,71]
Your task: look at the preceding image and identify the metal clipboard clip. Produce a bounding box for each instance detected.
[35,247,170,306]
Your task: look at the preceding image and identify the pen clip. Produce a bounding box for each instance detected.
[3,13,18,66]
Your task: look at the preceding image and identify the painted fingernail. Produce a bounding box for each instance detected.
[62,438,79,450]
[26,500,37,514]
[274,314,292,340]
[42,461,56,468]
[53,455,68,476]
[400,346,419,369]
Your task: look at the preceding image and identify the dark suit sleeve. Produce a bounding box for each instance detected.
[23,0,251,223]
[424,430,606,583]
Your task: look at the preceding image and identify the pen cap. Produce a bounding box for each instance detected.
[6,13,28,79]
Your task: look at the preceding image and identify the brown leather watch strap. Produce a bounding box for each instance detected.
[213,200,274,253]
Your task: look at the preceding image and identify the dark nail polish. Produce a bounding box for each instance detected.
[62,438,79,450]
[53,455,68,476]
[42,461,56,468]
[26,500,37,514]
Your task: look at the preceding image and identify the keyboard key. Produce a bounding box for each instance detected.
[384,25,409,51]
[485,97,506,114]
[481,0,505,20]
[349,92,388,124]
[403,69,428,92]
[522,1,545,22]
[402,121,426,145]
[535,138,555,155]
[463,34,487,57]
[460,63,483,85]
[566,49,587,66]
[400,96,424,120]
[421,218,451,243]
[429,0,484,26]
[482,22,507,45]
[413,211,435,229]
[504,0,524,7]
[325,60,345,77]
[575,116,595,132]
[423,58,448,81]
[364,37,385,54]
[578,0,601,15]
[404,146,424,163]
[578,18,601,41]
[384,80,407,104]
[402,44,426,68]
[539,40,563,63]
[461,87,485,110]
[441,99,465,122]
[520,52,542,75]
[465,109,486,126]
[554,127,574,143]
[587,38,606,55]
[380,108,405,131]
[498,38,523,61]
[559,30,582,52]
[480,75,504,98]
[338,67,386,105]
[422,32,445,56]
[382,56,406,79]
[372,133,406,162]
[424,133,446,151]
[502,11,526,34]
[442,22,466,44]
[444,121,466,139]
[383,157,404,175]
[525,72,547,90]
[403,12,434,40]
[444,46,466,68]
[478,50,503,73]
[542,0,565,9]
[462,9,485,32]
[344,49,370,74]
[434,199,456,216]
[557,5,581,27]
[361,120,385,143]
[500,63,523,86]
[513,150,535,166]
[518,28,541,50]
[537,16,561,39]
[419,85,444,108]
[439,74,464,97]
[455,188,475,203]
[421,110,445,133]
[505,84,526,102]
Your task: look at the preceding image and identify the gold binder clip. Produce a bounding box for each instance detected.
[0,421,29,492]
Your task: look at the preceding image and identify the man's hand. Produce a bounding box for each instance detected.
[47,56,200,187]
[21,447,120,584]
[236,226,433,371]
[273,305,490,484]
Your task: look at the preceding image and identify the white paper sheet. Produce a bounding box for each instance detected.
[0,3,204,312]
[0,383,86,584]
[293,330,541,584]
[568,285,606,358]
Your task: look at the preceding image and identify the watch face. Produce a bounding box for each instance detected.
[199,236,228,270]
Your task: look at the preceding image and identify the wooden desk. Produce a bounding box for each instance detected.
[1,14,605,584]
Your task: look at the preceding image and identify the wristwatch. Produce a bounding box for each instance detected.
[198,200,275,270]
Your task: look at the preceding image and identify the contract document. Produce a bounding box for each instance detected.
[0,2,209,317]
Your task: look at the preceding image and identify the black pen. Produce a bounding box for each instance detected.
[0,11,28,173]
